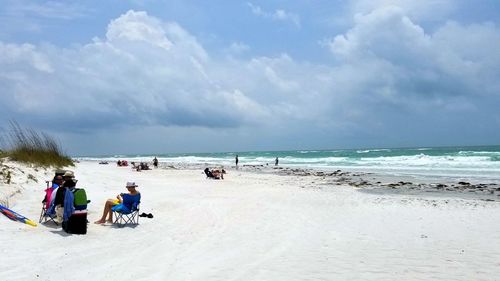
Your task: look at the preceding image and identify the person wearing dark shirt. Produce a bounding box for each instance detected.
[54,171,77,223]
[54,171,77,207]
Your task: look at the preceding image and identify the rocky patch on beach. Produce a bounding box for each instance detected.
[267,166,500,201]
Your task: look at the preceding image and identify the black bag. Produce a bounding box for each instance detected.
[63,211,87,234]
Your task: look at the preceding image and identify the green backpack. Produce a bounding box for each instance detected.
[73,188,88,210]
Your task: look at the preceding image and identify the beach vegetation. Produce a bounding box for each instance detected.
[0,121,73,168]
[0,166,11,184]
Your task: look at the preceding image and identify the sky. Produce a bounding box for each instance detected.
[1,0,500,156]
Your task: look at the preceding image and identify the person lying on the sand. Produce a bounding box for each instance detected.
[94,181,141,224]
[212,169,222,179]
[204,168,226,179]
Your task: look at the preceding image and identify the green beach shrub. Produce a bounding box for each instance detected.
[0,121,73,168]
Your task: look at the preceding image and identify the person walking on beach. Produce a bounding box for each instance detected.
[235,155,239,167]
[153,157,158,168]
[275,157,279,166]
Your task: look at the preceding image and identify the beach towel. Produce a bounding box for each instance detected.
[44,187,55,210]
[47,186,59,215]
[63,188,75,222]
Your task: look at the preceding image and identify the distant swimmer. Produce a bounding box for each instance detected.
[235,155,239,167]
[275,157,279,166]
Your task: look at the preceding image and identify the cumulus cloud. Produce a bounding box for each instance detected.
[246,2,301,27]
[326,5,500,107]
[0,10,284,132]
[0,42,54,72]
[1,6,500,153]
[348,0,457,22]
[311,3,500,145]
[106,10,173,50]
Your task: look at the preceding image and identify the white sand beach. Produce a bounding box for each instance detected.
[1,161,500,281]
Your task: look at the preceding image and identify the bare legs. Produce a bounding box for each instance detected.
[94,199,116,224]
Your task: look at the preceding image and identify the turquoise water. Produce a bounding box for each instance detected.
[79,145,500,181]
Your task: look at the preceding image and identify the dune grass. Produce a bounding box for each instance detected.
[1,121,73,168]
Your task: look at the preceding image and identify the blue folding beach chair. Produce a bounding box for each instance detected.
[39,201,58,225]
[39,181,59,225]
[112,194,141,227]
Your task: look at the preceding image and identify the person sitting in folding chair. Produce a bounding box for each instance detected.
[39,174,64,225]
[94,181,141,225]
[53,171,78,223]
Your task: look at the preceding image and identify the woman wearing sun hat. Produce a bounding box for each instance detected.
[94,181,141,224]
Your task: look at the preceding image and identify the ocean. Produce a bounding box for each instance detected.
[78,145,500,183]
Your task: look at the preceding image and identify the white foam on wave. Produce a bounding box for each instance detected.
[282,157,348,164]
[78,150,500,181]
[356,149,391,153]
[458,150,500,156]
[353,154,500,171]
